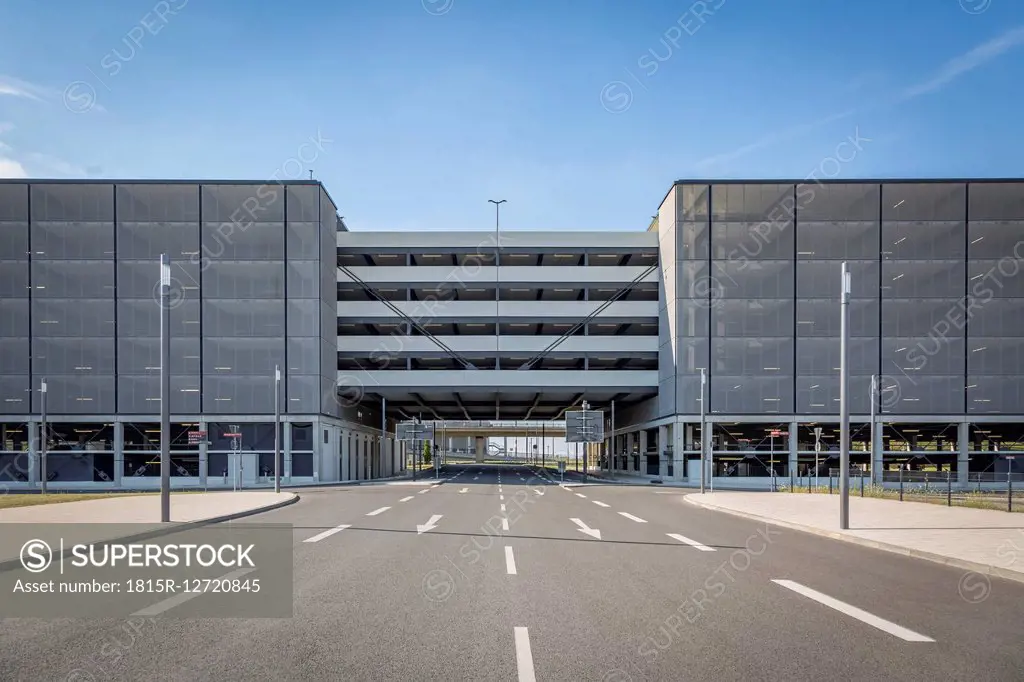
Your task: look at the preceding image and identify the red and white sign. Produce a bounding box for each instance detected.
[223,432,242,438]
[187,430,207,444]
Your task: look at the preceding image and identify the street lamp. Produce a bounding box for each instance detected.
[699,368,706,494]
[39,377,47,495]
[839,262,852,529]
[159,254,171,523]
[274,365,281,494]
[813,426,822,490]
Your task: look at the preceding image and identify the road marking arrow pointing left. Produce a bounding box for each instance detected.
[417,514,443,534]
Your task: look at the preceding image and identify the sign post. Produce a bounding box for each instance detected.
[813,426,823,491]
[565,401,605,483]
[396,419,434,482]
[558,459,566,482]
[223,426,243,491]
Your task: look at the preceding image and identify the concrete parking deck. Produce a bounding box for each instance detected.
[687,491,1024,583]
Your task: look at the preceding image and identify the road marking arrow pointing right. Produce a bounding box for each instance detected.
[570,517,601,540]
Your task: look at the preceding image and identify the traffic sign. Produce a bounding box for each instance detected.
[187,430,207,445]
[396,421,434,442]
[566,409,605,443]
[769,430,788,437]
[223,432,242,438]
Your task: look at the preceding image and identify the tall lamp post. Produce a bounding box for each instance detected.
[274,365,281,494]
[699,368,706,494]
[159,254,172,523]
[839,262,852,529]
[488,199,506,391]
[39,378,47,494]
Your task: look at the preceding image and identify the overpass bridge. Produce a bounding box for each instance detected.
[423,420,568,438]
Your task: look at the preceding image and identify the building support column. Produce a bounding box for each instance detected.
[658,425,668,478]
[27,421,38,485]
[113,422,124,488]
[638,431,649,475]
[475,436,486,463]
[283,421,293,483]
[788,421,799,486]
[198,420,208,487]
[958,421,970,486]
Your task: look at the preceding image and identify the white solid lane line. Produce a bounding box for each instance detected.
[304,524,351,543]
[505,546,517,575]
[514,627,536,682]
[399,496,414,502]
[575,493,586,499]
[133,567,256,616]
[667,533,715,552]
[618,512,647,523]
[366,506,391,516]
[501,517,510,531]
[772,580,935,642]
[592,501,610,508]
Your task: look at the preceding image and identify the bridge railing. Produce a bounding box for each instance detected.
[424,420,567,428]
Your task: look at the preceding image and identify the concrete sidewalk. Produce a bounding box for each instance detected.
[687,491,1024,583]
[0,491,297,524]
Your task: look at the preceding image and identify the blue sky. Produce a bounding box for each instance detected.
[1,0,1023,233]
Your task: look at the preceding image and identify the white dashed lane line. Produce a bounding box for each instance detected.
[618,512,647,523]
[666,533,714,552]
[505,546,517,575]
[514,627,536,682]
[575,493,586,499]
[592,501,610,508]
[366,506,391,517]
[303,524,351,543]
[399,496,414,503]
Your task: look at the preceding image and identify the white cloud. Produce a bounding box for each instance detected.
[0,158,28,178]
[902,25,1024,99]
[0,74,52,101]
[25,152,88,177]
[0,122,14,134]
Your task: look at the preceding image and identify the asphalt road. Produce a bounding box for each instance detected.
[2,463,1023,681]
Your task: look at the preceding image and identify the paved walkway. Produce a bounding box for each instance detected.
[688,491,1024,582]
[0,491,296,524]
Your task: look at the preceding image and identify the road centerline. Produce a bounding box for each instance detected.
[514,627,536,682]
[505,546,517,575]
[618,511,647,523]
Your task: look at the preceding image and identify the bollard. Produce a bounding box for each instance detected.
[829,474,833,495]
[860,470,864,497]
[947,471,952,507]
[899,467,904,502]
[1009,472,1014,513]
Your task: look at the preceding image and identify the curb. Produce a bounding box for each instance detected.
[0,493,300,575]
[684,495,1024,586]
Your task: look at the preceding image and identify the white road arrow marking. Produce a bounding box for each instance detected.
[459,487,469,493]
[534,489,544,496]
[570,517,601,540]
[417,514,443,534]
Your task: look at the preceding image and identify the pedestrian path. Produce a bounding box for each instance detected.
[687,492,1024,582]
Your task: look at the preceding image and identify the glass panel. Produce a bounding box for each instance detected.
[0,221,28,259]
[200,223,284,261]
[30,222,115,259]
[33,300,116,337]
[967,338,1024,375]
[881,299,967,337]
[203,337,285,375]
[796,221,879,260]
[0,376,30,413]
[0,338,30,374]
[287,375,321,413]
[796,376,873,414]
[31,261,114,298]
[678,221,709,260]
[0,299,29,337]
[796,260,878,298]
[117,375,201,413]
[676,261,711,300]
[882,336,966,375]
[0,262,28,297]
[882,183,966,221]
[968,183,1024,221]
[286,222,319,260]
[287,186,320,222]
[44,453,114,482]
[116,222,200,260]
[709,376,794,413]
[796,183,879,221]
[711,184,794,222]
[882,221,965,260]
[202,376,275,413]
[291,422,313,450]
[286,261,319,298]
[292,453,314,476]
[796,338,878,375]
[711,299,793,337]
[967,260,1024,298]
[967,376,1024,414]
[201,185,285,223]
[0,184,28,220]
[117,337,201,374]
[877,375,963,415]
[29,375,116,414]
[711,221,793,260]
[711,338,794,375]
[207,423,279,450]
[712,260,794,299]
[31,184,114,222]
[965,298,1024,336]
[881,261,965,298]
[116,184,200,222]
[201,260,285,298]
[32,337,116,374]
[117,260,201,299]
[117,299,200,337]
[287,299,319,336]
[202,299,284,337]
[287,338,320,374]
[678,184,710,221]
[796,299,879,337]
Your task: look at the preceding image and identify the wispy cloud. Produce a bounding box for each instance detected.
[694,110,856,171]
[0,74,53,101]
[901,25,1024,99]
[0,158,28,178]
[25,152,89,178]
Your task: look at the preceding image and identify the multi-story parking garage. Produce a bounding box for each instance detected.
[2,178,1023,490]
